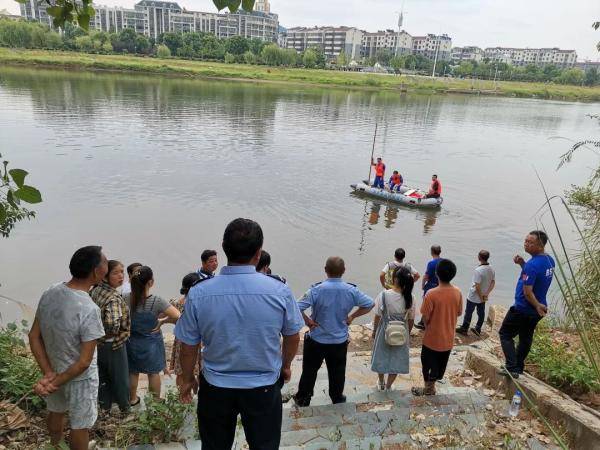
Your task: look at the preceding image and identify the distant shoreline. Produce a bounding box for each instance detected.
[1,48,599,102]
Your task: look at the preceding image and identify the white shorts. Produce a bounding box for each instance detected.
[46,377,99,430]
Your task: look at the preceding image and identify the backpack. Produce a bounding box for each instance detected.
[382,292,408,346]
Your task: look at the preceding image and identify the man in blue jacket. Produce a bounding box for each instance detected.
[294,257,374,407]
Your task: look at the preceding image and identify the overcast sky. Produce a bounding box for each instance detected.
[2,0,599,60]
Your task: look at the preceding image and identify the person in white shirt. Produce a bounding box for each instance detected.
[379,248,420,289]
[121,262,142,296]
[456,250,496,336]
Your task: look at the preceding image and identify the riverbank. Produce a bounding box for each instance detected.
[2,48,600,102]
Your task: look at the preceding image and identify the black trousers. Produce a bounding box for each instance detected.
[461,300,486,332]
[499,306,542,373]
[97,342,130,412]
[421,345,451,382]
[295,336,348,406]
[197,374,283,450]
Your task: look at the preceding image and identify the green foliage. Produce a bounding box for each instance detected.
[225,35,249,55]
[248,38,264,55]
[302,47,317,68]
[134,390,193,444]
[156,44,171,58]
[389,55,403,72]
[336,50,348,67]
[224,51,235,63]
[135,34,151,54]
[529,323,600,394]
[243,50,259,64]
[260,43,296,66]
[375,48,392,66]
[584,68,599,87]
[0,321,44,412]
[1,153,42,238]
[160,32,183,56]
[556,68,584,86]
[0,18,62,49]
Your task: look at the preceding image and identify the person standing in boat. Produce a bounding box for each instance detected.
[425,174,442,199]
[371,157,386,189]
[388,171,403,192]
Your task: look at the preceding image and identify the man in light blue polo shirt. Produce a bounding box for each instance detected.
[294,257,374,407]
[175,218,303,450]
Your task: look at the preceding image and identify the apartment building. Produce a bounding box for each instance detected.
[285,26,364,60]
[20,0,279,42]
[412,34,452,61]
[451,46,484,63]
[484,47,577,68]
[361,30,412,58]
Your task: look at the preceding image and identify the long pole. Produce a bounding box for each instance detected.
[367,122,378,184]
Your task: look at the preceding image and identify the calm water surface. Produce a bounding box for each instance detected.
[0,67,597,322]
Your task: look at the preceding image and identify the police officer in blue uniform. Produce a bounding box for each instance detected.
[175,218,304,450]
[197,249,218,281]
[294,257,374,407]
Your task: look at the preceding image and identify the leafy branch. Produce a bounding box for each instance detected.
[0,154,42,238]
[13,0,257,30]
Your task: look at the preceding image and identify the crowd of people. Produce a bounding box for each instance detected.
[27,218,555,450]
[370,156,442,198]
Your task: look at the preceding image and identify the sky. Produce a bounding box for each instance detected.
[2,0,599,60]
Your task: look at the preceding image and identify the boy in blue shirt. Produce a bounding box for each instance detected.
[499,230,555,378]
[414,245,442,330]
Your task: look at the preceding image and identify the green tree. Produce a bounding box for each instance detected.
[336,50,348,67]
[74,34,94,52]
[556,68,585,85]
[101,40,112,53]
[224,52,236,63]
[389,55,404,72]
[135,34,151,54]
[156,44,171,58]
[302,48,317,68]
[243,50,259,64]
[0,19,32,47]
[248,38,264,55]
[375,48,393,66]
[260,43,281,65]
[111,27,137,53]
[160,32,183,55]
[584,68,599,86]
[312,46,326,68]
[199,33,225,59]
[62,21,86,50]
[182,32,203,55]
[225,35,249,55]
[0,154,42,238]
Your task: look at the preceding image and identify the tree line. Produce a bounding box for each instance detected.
[1,18,598,85]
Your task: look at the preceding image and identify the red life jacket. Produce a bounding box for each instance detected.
[375,162,385,177]
[391,174,402,184]
[430,179,442,195]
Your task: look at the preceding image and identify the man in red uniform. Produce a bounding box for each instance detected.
[425,174,442,199]
[371,157,386,189]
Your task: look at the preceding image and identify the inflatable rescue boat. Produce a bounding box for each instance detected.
[350,181,443,209]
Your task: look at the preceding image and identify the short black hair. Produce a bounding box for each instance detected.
[127,262,142,276]
[256,250,271,272]
[201,249,217,263]
[69,246,103,279]
[478,250,490,262]
[180,272,201,296]
[394,248,406,261]
[529,230,548,246]
[222,218,263,264]
[431,245,442,256]
[436,258,457,283]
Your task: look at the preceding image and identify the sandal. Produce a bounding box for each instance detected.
[129,396,141,407]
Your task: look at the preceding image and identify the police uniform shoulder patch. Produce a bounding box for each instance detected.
[267,274,287,284]
[346,282,357,287]
[191,276,212,289]
[310,281,323,288]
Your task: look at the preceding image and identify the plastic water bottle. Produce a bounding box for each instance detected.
[508,390,522,418]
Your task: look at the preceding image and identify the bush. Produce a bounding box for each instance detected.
[0,322,43,413]
[224,52,235,64]
[156,44,171,58]
[243,50,259,65]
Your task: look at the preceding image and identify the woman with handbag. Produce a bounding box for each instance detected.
[371,266,415,391]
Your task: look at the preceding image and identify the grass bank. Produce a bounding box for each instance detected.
[2,48,600,101]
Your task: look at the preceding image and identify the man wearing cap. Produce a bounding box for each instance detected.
[371,157,386,189]
[175,218,304,450]
[294,257,374,407]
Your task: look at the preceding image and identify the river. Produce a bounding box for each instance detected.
[0,66,597,323]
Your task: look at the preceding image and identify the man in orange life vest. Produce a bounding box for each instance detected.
[425,174,442,199]
[388,171,403,192]
[371,157,386,189]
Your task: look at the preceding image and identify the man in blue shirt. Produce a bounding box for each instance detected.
[414,245,442,330]
[294,257,374,407]
[499,230,555,379]
[175,218,304,450]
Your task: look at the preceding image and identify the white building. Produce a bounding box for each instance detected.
[484,47,577,68]
[285,26,364,60]
[21,0,279,42]
[412,34,452,61]
[451,46,484,63]
[361,30,413,58]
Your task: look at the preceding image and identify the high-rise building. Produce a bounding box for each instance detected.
[20,0,279,42]
[285,26,364,60]
[451,46,484,63]
[255,0,270,13]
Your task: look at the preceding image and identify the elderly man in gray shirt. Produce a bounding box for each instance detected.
[29,246,107,450]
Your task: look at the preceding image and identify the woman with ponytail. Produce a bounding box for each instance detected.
[125,266,180,405]
[370,266,415,391]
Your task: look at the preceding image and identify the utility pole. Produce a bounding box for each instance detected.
[431,38,440,78]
